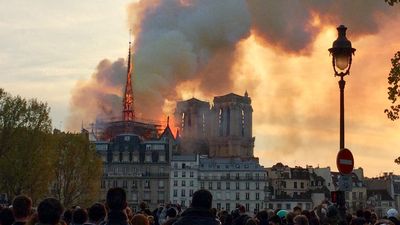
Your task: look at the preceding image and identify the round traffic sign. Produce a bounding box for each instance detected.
[336,148,354,174]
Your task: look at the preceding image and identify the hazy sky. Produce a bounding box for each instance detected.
[1,0,399,177]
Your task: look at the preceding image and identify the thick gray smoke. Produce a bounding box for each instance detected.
[68,0,397,130]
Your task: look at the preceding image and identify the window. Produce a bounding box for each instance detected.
[282,181,286,188]
[173,190,177,197]
[182,180,186,187]
[245,203,249,212]
[159,180,164,189]
[236,192,240,200]
[174,163,178,169]
[182,163,186,169]
[359,192,363,199]
[200,182,205,189]
[182,171,186,178]
[246,192,250,200]
[181,200,186,207]
[256,203,260,212]
[226,203,230,211]
[132,180,137,189]
[190,180,194,187]
[227,173,230,179]
[255,173,259,180]
[226,182,230,190]
[190,171,194,178]
[173,180,178,186]
[123,180,127,188]
[236,173,240,180]
[277,203,282,209]
[352,192,357,199]
[256,182,260,190]
[236,182,240,190]
[174,171,178,177]
[301,182,304,188]
[256,192,260,200]
[144,191,150,200]
[132,192,138,201]
[145,154,151,162]
[286,204,291,210]
[189,189,194,197]
[209,182,213,190]
[217,182,221,189]
[294,182,297,188]
[145,180,150,189]
[217,203,221,210]
[246,182,250,190]
[246,173,250,179]
[181,189,185,197]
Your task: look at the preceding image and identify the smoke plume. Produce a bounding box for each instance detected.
[68,0,397,133]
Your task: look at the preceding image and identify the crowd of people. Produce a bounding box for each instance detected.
[0,188,400,225]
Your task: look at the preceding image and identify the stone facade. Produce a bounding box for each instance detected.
[96,131,174,211]
[174,92,254,158]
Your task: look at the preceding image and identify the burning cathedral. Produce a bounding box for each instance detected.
[92,41,266,212]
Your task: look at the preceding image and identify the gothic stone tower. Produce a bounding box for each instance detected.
[209,92,254,158]
[174,98,210,155]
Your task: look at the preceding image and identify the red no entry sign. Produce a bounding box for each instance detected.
[336,148,354,174]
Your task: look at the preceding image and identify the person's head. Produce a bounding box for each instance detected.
[131,214,149,225]
[191,189,212,209]
[294,215,309,225]
[257,210,269,221]
[62,209,73,225]
[139,202,147,211]
[269,215,282,225]
[12,195,32,220]
[0,208,15,225]
[356,210,364,218]
[72,208,88,225]
[286,212,295,224]
[363,210,371,224]
[370,213,378,224]
[166,208,177,219]
[293,207,302,216]
[88,203,106,224]
[106,188,127,211]
[37,198,64,225]
[246,218,258,225]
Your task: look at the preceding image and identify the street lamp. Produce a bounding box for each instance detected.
[329,25,356,150]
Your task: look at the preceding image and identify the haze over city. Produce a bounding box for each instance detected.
[1,0,400,177]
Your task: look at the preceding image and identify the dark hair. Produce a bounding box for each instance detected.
[88,203,106,222]
[166,208,177,218]
[294,215,309,225]
[12,195,32,219]
[63,209,73,225]
[191,189,212,209]
[37,198,64,225]
[72,208,88,224]
[0,208,15,225]
[269,215,282,225]
[106,188,127,211]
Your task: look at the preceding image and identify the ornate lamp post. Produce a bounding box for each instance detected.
[329,25,356,225]
[329,25,356,150]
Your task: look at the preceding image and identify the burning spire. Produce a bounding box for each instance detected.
[122,35,135,121]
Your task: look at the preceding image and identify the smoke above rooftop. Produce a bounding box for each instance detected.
[67,0,395,132]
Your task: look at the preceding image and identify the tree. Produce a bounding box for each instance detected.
[50,131,103,208]
[0,88,54,203]
[385,52,400,120]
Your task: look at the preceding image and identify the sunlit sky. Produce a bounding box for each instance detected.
[1,1,399,177]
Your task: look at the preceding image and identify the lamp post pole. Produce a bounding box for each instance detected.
[339,77,345,149]
[329,25,356,225]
